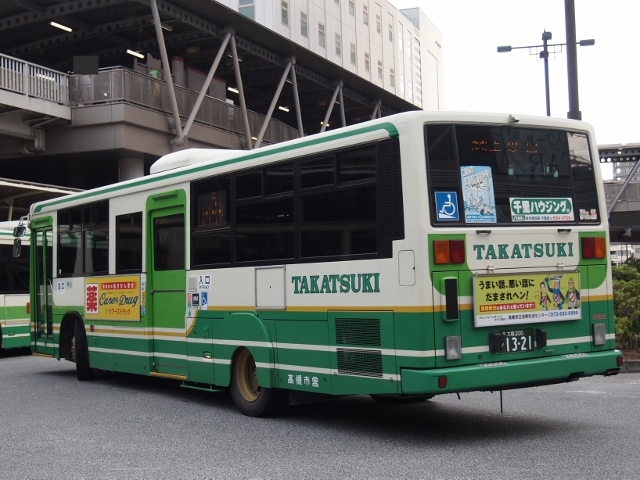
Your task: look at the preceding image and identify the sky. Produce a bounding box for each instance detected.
[388,0,639,151]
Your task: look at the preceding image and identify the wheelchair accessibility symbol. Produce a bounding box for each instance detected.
[435,191,459,221]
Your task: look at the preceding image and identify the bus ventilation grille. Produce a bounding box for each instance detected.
[336,348,383,378]
[335,317,382,377]
[335,317,381,346]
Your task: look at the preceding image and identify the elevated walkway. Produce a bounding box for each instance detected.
[0,54,70,146]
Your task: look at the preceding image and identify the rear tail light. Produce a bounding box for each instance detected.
[581,236,606,259]
[438,376,448,388]
[433,239,465,264]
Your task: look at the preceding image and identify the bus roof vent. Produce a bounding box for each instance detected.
[150,148,244,174]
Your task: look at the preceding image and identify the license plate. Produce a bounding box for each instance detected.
[500,328,534,353]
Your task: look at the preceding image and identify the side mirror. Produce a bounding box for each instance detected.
[12,238,22,258]
[13,224,26,237]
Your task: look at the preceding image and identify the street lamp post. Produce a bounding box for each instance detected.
[497,31,594,117]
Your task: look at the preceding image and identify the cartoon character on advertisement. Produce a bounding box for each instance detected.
[539,281,551,311]
[564,277,580,309]
[545,275,565,310]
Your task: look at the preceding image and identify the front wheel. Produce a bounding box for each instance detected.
[230,348,286,417]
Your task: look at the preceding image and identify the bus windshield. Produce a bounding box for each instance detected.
[426,124,600,226]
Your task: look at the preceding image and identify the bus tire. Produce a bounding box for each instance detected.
[230,348,286,417]
[73,320,94,381]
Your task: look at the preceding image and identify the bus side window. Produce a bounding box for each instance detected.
[116,212,143,273]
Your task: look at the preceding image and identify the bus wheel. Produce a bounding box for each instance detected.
[370,394,433,404]
[73,320,94,381]
[230,348,285,417]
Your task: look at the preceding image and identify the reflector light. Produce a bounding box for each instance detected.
[433,240,450,264]
[449,240,466,264]
[617,356,624,367]
[26,302,30,314]
[445,335,462,360]
[593,323,606,346]
[438,376,448,388]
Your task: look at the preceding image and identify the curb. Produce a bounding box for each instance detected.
[622,359,640,373]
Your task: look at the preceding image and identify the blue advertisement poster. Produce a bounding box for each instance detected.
[460,166,497,224]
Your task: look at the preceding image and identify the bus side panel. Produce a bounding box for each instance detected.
[0,294,30,349]
[586,264,616,351]
[271,314,333,394]
[393,312,437,370]
[214,312,276,388]
[328,311,398,395]
[432,271,463,369]
[186,313,218,385]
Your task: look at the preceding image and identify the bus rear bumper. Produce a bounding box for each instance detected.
[401,350,623,395]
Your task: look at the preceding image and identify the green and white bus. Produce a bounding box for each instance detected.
[0,221,30,352]
[25,111,622,416]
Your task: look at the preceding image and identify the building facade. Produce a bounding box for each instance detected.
[219,0,444,110]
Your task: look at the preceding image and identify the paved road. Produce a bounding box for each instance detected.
[1,350,638,480]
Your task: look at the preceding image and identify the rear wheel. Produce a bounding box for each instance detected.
[72,320,94,381]
[230,348,285,417]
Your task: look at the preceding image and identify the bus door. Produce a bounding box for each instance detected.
[147,191,187,377]
[32,228,54,355]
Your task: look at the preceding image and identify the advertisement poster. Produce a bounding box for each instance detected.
[85,275,142,321]
[460,166,497,223]
[510,197,575,222]
[473,271,581,327]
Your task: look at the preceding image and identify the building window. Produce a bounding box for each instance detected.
[407,36,412,59]
[377,60,383,80]
[408,80,413,102]
[335,34,342,57]
[334,0,339,4]
[239,0,255,20]
[350,43,356,65]
[398,29,403,51]
[388,23,393,42]
[400,75,405,95]
[363,5,369,25]
[349,0,355,15]
[364,52,370,72]
[376,14,381,33]
[281,1,289,26]
[301,12,308,37]
[319,23,326,48]
[390,68,395,88]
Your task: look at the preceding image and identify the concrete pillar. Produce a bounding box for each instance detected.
[118,156,144,181]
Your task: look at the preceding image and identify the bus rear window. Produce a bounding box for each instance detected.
[425,124,600,226]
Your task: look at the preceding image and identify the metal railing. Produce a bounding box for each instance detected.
[605,182,640,205]
[0,54,299,146]
[0,53,68,104]
[69,67,300,146]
